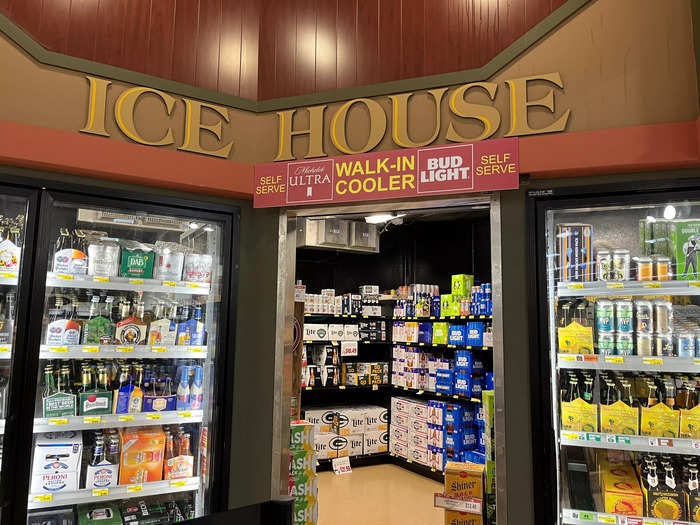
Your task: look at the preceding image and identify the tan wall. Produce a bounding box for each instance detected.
[0,0,697,166]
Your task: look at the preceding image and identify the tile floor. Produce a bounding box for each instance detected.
[317,464,444,525]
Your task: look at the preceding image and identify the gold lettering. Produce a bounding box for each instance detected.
[80,76,111,137]
[446,82,500,142]
[331,98,386,154]
[115,87,176,146]
[178,99,234,158]
[504,72,570,137]
[274,106,327,161]
[390,88,448,148]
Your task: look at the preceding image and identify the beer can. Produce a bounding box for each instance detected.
[615,332,634,355]
[614,299,634,333]
[482,283,492,300]
[596,250,612,281]
[653,300,673,334]
[612,249,631,281]
[635,300,654,333]
[636,333,653,356]
[676,332,695,357]
[154,250,185,281]
[598,333,616,356]
[595,300,615,332]
[183,253,213,283]
[654,256,672,281]
[87,243,120,277]
[654,334,673,357]
[636,256,654,281]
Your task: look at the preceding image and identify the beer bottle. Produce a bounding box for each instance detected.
[582,380,594,402]
[690,468,699,495]
[647,383,659,407]
[621,381,634,407]
[81,367,92,394]
[90,438,105,467]
[647,463,659,488]
[566,379,580,402]
[165,434,175,461]
[43,365,57,398]
[664,381,676,409]
[605,380,618,406]
[664,465,677,490]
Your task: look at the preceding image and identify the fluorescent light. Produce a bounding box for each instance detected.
[188,222,200,229]
[663,205,676,220]
[365,213,405,224]
[646,216,656,223]
[203,226,214,232]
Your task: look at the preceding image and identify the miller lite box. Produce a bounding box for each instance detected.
[31,431,83,493]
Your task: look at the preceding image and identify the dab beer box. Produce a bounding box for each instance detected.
[557,224,593,282]
[680,405,700,438]
[600,401,639,435]
[560,398,598,432]
[641,403,680,438]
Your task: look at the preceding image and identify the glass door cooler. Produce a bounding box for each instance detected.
[533,187,700,525]
[22,192,233,524]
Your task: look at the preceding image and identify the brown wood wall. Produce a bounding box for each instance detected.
[0,0,566,101]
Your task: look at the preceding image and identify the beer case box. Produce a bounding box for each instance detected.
[599,401,639,435]
[327,324,345,340]
[120,249,154,279]
[77,503,122,525]
[118,427,165,485]
[364,431,388,454]
[485,460,496,495]
[28,507,76,525]
[644,484,685,521]
[409,430,429,450]
[290,450,317,478]
[418,323,433,344]
[428,401,446,425]
[409,401,429,421]
[164,453,194,480]
[85,460,119,488]
[667,219,700,281]
[348,434,365,456]
[291,421,317,450]
[640,403,680,438]
[119,499,169,525]
[452,274,474,296]
[428,424,445,448]
[365,406,388,431]
[433,323,449,345]
[557,321,594,354]
[390,439,408,458]
[428,446,446,472]
[444,461,485,499]
[405,322,419,343]
[392,412,411,428]
[291,476,319,500]
[304,324,329,341]
[391,425,409,444]
[556,223,593,282]
[680,405,700,438]
[560,398,598,433]
[313,433,336,460]
[348,408,366,434]
[342,325,360,341]
[303,410,335,435]
[448,325,467,346]
[688,493,700,523]
[362,305,382,317]
[391,397,412,415]
[31,431,84,493]
[294,497,319,525]
[445,511,483,525]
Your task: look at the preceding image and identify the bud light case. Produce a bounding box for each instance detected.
[418,323,433,344]
[466,322,484,346]
[454,350,473,372]
[454,371,472,397]
[462,426,478,451]
[448,325,467,346]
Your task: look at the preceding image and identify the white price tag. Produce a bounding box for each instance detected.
[597,515,616,524]
[433,493,483,514]
[92,488,108,496]
[692,440,700,450]
[648,437,659,447]
[83,417,101,424]
[606,434,617,444]
[332,456,352,475]
[82,346,99,353]
[340,341,358,357]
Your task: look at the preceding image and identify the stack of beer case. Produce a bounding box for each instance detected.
[303,406,388,460]
[443,461,485,525]
[290,422,318,525]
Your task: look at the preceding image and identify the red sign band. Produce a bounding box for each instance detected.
[254,138,519,208]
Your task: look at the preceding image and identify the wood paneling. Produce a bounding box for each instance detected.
[0,0,567,101]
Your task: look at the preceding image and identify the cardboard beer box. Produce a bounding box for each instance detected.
[365,406,388,431]
[291,475,319,501]
[444,462,485,525]
[668,220,700,280]
[392,412,411,428]
[348,408,366,434]
[680,404,700,438]
[291,421,316,450]
[294,497,318,525]
[640,403,680,438]
[118,427,165,485]
[304,324,329,341]
[452,275,474,296]
[560,398,598,433]
[77,503,122,525]
[31,431,83,493]
[556,223,593,282]
[303,410,336,434]
[314,433,336,460]
[408,443,429,466]
[364,430,388,454]
[348,434,364,456]
[327,324,345,341]
[391,397,412,415]
[600,401,639,435]
[405,322,419,343]
[433,323,449,345]
[290,449,317,479]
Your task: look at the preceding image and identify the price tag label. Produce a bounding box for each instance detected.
[694,359,700,366]
[82,346,99,353]
[659,439,674,447]
[83,417,101,424]
[586,433,602,442]
[186,283,200,288]
[607,282,624,289]
[407,459,413,463]
[49,418,68,425]
[178,411,192,418]
[92,489,108,497]
[146,414,162,420]
[189,347,204,353]
[117,346,134,353]
[50,346,68,353]
[559,355,576,362]
[151,347,167,353]
[92,276,109,283]
[162,281,177,287]
[33,494,52,502]
[436,393,442,397]
[170,480,186,487]
[372,385,378,391]
[643,282,662,289]
[129,279,144,285]
[417,390,425,395]
[690,281,700,288]
[339,386,346,390]
[606,434,617,444]
[0,346,9,353]
[693,441,700,450]
[57,274,74,281]
[341,341,358,357]
[567,283,585,289]
[616,435,631,445]
[648,437,660,447]
[431,468,436,472]
[403,387,408,391]
[605,356,624,364]
[118,415,134,422]
[597,514,617,524]
[127,485,142,493]
[578,512,595,521]
[561,432,581,441]
[332,456,352,475]
[643,357,663,365]
[642,520,663,525]
[0,272,17,279]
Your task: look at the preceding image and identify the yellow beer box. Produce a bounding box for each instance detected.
[640,403,680,438]
[680,404,700,439]
[600,461,643,516]
[600,401,639,435]
[444,462,484,525]
[561,398,598,433]
[445,511,483,525]
[557,321,594,354]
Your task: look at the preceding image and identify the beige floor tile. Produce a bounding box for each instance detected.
[317,464,444,525]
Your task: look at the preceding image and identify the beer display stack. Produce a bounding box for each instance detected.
[551,218,700,524]
[26,215,219,523]
[290,421,319,525]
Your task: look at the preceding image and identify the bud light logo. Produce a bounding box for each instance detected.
[330,437,347,451]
